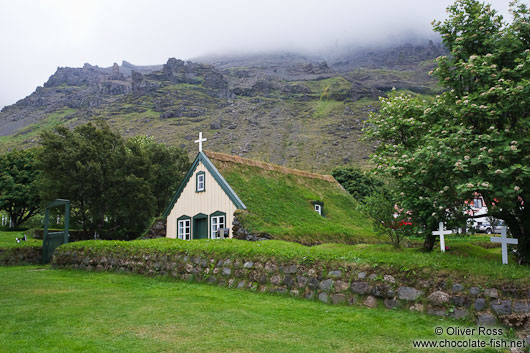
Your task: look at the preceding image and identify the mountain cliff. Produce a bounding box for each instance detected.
[0,41,445,171]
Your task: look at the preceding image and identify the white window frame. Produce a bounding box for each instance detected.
[197,174,205,192]
[314,204,322,215]
[210,215,225,239]
[178,219,191,240]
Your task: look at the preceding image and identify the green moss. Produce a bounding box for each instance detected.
[312,100,344,118]
[299,77,352,94]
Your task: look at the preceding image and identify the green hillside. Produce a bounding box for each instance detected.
[0,44,444,172]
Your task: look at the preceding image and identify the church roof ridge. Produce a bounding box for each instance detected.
[203,150,338,184]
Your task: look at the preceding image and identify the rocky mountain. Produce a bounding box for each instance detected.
[0,41,445,171]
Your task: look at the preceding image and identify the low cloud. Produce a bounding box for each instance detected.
[0,0,512,108]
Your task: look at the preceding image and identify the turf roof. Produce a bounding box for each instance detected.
[204,151,381,245]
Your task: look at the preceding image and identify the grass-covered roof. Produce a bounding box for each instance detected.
[204,151,382,245]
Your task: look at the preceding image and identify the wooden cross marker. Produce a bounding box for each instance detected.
[432,222,452,252]
[194,132,207,152]
[490,227,518,265]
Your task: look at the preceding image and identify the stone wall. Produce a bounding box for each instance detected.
[232,211,271,241]
[142,218,167,239]
[0,246,41,265]
[52,246,530,342]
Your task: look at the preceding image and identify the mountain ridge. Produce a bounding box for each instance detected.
[0,41,445,171]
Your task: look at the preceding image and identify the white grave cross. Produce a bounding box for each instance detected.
[490,227,518,265]
[194,132,207,152]
[432,222,452,252]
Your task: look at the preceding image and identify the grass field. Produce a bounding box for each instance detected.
[0,266,504,353]
[0,230,41,247]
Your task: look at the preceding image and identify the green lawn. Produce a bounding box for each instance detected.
[0,266,503,352]
[0,230,41,247]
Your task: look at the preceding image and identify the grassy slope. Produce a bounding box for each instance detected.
[0,68,423,172]
[0,266,501,353]
[214,162,381,244]
[62,238,530,286]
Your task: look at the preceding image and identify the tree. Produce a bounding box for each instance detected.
[126,136,190,215]
[36,121,190,239]
[363,191,410,248]
[332,166,386,202]
[364,0,530,260]
[0,149,41,228]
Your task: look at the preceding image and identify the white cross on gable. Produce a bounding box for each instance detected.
[432,222,452,252]
[194,132,207,152]
[490,227,518,265]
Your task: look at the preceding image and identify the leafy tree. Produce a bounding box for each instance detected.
[332,166,386,202]
[364,0,530,260]
[126,136,190,215]
[363,191,410,248]
[0,149,41,228]
[36,121,189,239]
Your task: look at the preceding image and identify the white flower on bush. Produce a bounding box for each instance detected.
[495,169,503,174]
[466,183,474,188]
[464,155,470,160]
[481,182,490,188]
[514,186,521,192]
[511,145,517,151]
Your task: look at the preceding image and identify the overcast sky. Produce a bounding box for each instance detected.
[0,0,512,109]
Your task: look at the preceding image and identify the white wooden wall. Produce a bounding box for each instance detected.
[166,161,238,239]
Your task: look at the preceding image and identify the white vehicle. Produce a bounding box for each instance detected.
[467,217,508,234]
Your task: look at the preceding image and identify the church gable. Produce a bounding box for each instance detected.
[164,151,246,240]
[163,152,246,218]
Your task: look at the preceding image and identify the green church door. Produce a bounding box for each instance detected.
[193,215,208,239]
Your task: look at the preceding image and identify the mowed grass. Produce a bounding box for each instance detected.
[0,266,500,353]
[215,163,381,245]
[0,230,41,248]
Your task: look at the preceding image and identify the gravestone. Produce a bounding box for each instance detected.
[432,222,452,252]
[490,227,518,265]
